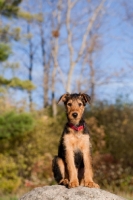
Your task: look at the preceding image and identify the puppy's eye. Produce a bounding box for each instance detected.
[67,103,72,106]
[78,103,82,107]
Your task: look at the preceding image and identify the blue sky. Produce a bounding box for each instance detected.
[1,0,133,108]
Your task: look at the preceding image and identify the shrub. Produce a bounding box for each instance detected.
[0,112,35,139]
[87,102,133,165]
[0,154,21,194]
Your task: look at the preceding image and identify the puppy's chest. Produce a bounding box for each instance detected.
[63,130,90,151]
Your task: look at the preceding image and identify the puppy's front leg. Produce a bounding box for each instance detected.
[65,148,79,188]
[83,150,99,188]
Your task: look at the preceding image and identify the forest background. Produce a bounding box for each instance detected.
[0,0,133,199]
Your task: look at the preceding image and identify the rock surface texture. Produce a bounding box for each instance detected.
[19,185,127,200]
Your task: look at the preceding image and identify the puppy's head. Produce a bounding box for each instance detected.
[58,93,91,125]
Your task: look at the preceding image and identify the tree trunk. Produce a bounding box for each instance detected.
[27,23,33,111]
[51,41,58,117]
[89,56,95,105]
[39,21,49,108]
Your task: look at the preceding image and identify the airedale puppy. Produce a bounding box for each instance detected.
[52,93,99,188]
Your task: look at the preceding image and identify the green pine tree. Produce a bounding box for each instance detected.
[0,0,35,103]
[0,0,22,17]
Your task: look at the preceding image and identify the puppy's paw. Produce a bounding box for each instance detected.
[84,181,100,188]
[59,179,69,186]
[68,179,79,188]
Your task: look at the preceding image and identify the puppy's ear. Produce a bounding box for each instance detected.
[57,93,70,104]
[80,93,91,104]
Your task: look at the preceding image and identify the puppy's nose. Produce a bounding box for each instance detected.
[72,112,78,118]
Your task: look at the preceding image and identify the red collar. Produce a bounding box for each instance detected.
[68,123,84,131]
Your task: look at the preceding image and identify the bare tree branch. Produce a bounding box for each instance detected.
[65,0,106,93]
[76,0,106,63]
[66,0,75,92]
[51,0,62,116]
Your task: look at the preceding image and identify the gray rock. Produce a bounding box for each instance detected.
[19,185,126,200]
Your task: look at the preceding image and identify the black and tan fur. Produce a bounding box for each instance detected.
[52,93,99,188]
